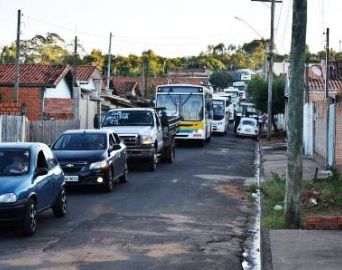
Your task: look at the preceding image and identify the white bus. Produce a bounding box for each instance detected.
[155,84,213,144]
[212,96,229,134]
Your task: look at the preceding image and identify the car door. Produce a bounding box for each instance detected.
[108,134,121,179]
[43,146,62,201]
[155,113,164,151]
[113,133,125,174]
[34,150,53,209]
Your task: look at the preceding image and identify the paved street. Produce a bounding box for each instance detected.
[0,129,256,270]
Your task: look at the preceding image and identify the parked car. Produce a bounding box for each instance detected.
[0,143,67,235]
[236,117,259,139]
[52,129,127,192]
[101,108,179,171]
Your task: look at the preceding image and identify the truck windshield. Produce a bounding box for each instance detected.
[102,111,154,127]
[156,94,203,121]
[0,149,30,176]
[213,100,225,120]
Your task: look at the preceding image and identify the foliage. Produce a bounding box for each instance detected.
[247,75,285,115]
[209,71,232,90]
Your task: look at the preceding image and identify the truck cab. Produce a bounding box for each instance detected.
[101,108,178,171]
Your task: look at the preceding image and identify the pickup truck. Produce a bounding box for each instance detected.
[101,108,179,171]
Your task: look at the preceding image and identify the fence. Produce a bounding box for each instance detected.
[29,120,80,145]
[0,115,29,142]
[0,115,80,145]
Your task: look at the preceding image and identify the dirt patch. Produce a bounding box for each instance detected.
[135,243,188,258]
[214,183,246,199]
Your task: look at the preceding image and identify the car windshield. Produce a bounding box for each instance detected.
[0,149,30,176]
[156,94,203,121]
[102,111,154,127]
[53,134,107,151]
[213,100,225,120]
[242,120,256,126]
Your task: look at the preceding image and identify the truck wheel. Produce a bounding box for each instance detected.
[165,145,175,163]
[206,136,211,143]
[148,152,158,171]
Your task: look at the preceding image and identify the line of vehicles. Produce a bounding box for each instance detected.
[0,83,259,235]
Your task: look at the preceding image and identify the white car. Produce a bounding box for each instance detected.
[236,117,259,139]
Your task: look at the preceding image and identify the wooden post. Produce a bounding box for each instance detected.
[285,0,307,228]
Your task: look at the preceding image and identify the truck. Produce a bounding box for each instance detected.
[101,108,179,171]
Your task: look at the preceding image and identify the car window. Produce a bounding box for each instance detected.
[109,134,115,146]
[43,147,58,169]
[53,133,107,151]
[37,151,49,169]
[113,134,121,144]
[0,149,30,176]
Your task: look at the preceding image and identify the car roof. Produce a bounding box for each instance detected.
[241,117,257,122]
[0,142,45,150]
[62,129,111,135]
[107,108,155,112]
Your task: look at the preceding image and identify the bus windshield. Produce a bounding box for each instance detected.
[213,100,225,120]
[156,94,203,121]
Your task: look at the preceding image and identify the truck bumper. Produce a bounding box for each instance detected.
[127,147,155,160]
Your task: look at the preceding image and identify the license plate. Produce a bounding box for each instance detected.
[64,175,79,182]
[245,129,251,132]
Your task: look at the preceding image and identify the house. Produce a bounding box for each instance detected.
[304,60,342,172]
[0,64,74,120]
[0,64,103,128]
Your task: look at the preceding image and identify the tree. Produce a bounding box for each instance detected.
[247,76,285,130]
[209,71,232,91]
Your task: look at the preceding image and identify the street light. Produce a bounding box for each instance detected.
[234,16,264,39]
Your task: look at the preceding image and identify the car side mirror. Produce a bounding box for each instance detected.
[35,167,48,176]
[112,144,121,150]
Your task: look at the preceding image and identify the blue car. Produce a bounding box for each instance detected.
[0,143,67,235]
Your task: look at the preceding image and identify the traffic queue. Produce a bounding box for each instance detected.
[0,83,257,235]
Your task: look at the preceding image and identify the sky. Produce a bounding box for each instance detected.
[0,0,341,57]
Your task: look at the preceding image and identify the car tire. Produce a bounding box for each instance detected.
[148,152,158,171]
[103,169,114,192]
[165,139,175,163]
[119,162,128,183]
[22,198,37,236]
[52,187,67,218]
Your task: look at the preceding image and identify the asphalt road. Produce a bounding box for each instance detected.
[0,128,257,270]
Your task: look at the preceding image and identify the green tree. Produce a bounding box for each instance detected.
[247,76,285,130]
[209,71,232,90]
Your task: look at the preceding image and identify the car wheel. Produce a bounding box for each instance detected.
[53,187,67,217]
[103,169,114,192]
[22,198,37,236]
[119,162,128,183]
[148,152,158,171]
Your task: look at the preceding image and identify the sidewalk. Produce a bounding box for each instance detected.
[260,139,341,270]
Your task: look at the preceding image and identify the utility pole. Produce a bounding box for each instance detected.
[73,36,79,120]
[251,0,282,140]
[106,32,112,95]
[285,0,307,229]
[325,28,330,99]
[14,9,21,103]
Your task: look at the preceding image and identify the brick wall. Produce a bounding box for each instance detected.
[0,102,21,115]
[0,87,41,120]
[335,102,342,172]
[306,215,342,230]
[44,98,74,120]
[313,100,327,167]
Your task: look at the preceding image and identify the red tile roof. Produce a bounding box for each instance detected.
[76,65,99,82]
[0,64,71,87]
[112,81,138,96]
[307,63,342,91]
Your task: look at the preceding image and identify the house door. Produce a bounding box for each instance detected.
[327,103,336,168]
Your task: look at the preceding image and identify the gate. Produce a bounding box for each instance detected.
[327,103,336,168]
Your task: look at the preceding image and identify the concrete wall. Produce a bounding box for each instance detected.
[313,100,327,167]
[303,103,314,157]
[45,78,71,98]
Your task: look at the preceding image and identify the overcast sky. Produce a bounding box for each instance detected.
[0,0,341,57]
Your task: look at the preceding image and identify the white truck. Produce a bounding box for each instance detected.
[101,108,179,171]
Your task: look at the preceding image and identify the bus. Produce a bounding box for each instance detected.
[212,96,229,134]
[155,84,213,144]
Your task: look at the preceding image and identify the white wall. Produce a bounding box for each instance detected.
[45,78,71,98]
[303,103,314,157]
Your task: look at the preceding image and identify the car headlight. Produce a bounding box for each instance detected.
[89,160,109,170]
[142,135,154,145]
[0,193,17,203]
